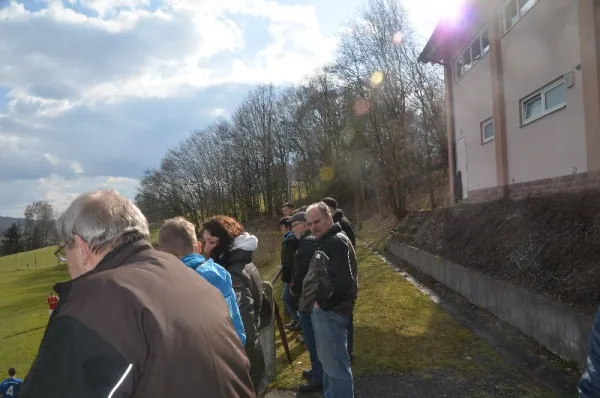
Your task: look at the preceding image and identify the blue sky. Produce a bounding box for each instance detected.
[0,0,442,217]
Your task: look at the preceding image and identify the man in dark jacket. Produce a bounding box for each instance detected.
[22,190,255,398]
[322,197,357,361]
[322,197,356,248]
[279,217,300,330]
[303,202,358,398]
[288,212,322,393]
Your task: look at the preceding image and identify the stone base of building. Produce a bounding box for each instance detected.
[465,170,600,203]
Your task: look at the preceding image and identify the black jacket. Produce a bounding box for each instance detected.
[280,232,299,283]
[290,230,317,297]
[299,223,358,317]
[22,239,254,398]
[333,209,356,248]
[220,239,265,394]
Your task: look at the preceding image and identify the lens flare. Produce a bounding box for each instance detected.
[370,71,384,87]
[353,99,370,116]
[392,32,403,45]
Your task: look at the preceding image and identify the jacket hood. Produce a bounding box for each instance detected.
[232,232,258,252]
[181,253,231,297]
[332,209,345,223]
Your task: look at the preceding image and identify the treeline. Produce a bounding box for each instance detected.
[135,0,447,225]
[1,201,59,256]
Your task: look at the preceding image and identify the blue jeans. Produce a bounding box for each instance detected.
[299,311,323,384]
[312,307,354,398]
[282,283,299,321]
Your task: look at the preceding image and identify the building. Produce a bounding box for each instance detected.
[419,0,600,202]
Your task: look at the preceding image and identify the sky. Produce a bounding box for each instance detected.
[0,0,445,217]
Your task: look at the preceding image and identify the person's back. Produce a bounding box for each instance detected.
[158,217,246,346]
[0,369,22,398]
[21,190,254,398]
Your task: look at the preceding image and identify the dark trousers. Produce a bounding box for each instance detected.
[347,314,354,359]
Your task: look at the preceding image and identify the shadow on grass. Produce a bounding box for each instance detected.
[3,326,46,340]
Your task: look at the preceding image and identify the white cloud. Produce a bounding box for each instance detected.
[0,0,342,216]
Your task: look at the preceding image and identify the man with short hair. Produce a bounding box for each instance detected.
[282,202,295,217]
[279,217,300,330]
[322,197,357,362]
[22,190,254,398]
[158,217,246,345]
[303,202,357,397]
[288,212,322,393]
[0,368,22,397]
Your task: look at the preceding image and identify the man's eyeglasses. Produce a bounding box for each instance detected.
[54,242,68,263]
[291,222,302,228]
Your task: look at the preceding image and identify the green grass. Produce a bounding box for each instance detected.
[0,265,69,376]
[0,246,62,271]
[265,246,550,396]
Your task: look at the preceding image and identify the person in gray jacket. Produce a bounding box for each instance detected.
[302,202,358,398]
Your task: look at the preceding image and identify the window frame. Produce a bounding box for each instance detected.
[503,0,538,34]
[481,118,495,144]
[454,26,491,81]
[520,78,567,126]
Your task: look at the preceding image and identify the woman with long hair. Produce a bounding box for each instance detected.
[202,216,265,394]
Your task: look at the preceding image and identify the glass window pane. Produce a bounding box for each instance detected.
[456,58,464,79]
[481,30,490,54]
[484,122,494,140]
[519,0,535,16]
[471,38,482,62]
[504,0,518,30]
[545,82,566,110]
[462,48,472,71]
[524,95,543,120]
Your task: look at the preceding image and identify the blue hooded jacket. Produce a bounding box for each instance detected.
[181,253,246,346]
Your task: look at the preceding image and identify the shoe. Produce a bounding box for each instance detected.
[285,320,299,330]
[289,320,302,332]
[302,370,312,380]
[298,382,323,393]
[296,335,304,343]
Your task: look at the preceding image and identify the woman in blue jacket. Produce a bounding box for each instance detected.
[158,217,246,345]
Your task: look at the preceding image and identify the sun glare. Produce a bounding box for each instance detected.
[431,0,464,24]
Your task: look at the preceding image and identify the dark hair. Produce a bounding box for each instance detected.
[8,368,16,377]
[202,215,244,260]
[282,202,294,210]
[322,197,338,209]
[279,217,291,228]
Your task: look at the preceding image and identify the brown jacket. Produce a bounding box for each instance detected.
[22,239,255,398]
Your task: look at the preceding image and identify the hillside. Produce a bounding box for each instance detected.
[394,191,600,315]
[0,216,25,234]
[0,246,62,270]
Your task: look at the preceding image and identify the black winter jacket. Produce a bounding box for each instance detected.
[299,223,358,317]
[333,209,357,248]
[290,231,317,297]
[280,232,299,283]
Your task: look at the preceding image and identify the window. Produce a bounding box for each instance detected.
[455,28,490,81]
[481,119,494,143]
[504,0,537,32]
[521,79,567,125]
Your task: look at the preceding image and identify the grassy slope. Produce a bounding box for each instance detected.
[0,265,69,375]
[0,246,62,270]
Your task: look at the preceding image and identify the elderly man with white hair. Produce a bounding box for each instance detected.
[21,190,255,398]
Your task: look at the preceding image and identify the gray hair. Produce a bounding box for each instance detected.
[306,202,332,219]
[56,189,149,253]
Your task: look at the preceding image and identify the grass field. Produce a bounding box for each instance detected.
[0,246,62,271]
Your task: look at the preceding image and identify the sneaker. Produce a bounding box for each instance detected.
[289,321,302,332]
[285,320,299,330]
[285,320,296,329]
[298,382,323,393]
[302,370,312,380]
[296,335,304,343]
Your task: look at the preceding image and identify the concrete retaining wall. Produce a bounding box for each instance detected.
[387,240,594,367]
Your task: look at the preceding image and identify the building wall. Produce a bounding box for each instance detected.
[501,0,588,184]
[453,54,497,193]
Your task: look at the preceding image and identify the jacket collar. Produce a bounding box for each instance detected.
[181,253,206,271]
[319,222,343,242]
[55,239,152,296]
